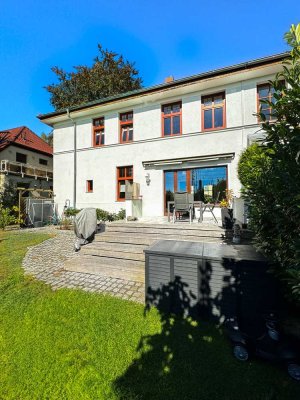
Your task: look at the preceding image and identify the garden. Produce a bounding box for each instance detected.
[0,231,299,399]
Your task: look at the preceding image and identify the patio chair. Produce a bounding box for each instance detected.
[199,192,220,224]
[173,191,193,224]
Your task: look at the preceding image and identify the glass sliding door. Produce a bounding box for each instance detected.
[164,170,190,213]
[177,170,187,192]
[164,166,227,213]
[164,171,175,213]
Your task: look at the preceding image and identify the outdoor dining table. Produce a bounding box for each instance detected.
[167,200,204,223]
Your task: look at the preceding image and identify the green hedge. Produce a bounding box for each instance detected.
[64,207,126,222]
[237,24,300,305]
[96,208,125,222]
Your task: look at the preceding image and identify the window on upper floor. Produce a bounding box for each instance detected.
[117,166,133,201]
[93,117,105,146]
[39,158,48,166]
[120,112,133,143]
[86,180,93,193]
[16,152,27,164]
[257,82,285,121]
[201,92,226,131]
[162,102,182,136]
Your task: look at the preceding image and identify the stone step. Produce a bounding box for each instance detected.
[80,248,145,261]
[106,222,222,231]
[64,255,144,283]
[94,235,158,245]
[83,242,147,254]
[104,228,223,237]
[94,233,223,244]
[105,225,222,236]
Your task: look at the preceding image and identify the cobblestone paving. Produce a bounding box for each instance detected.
[22,228,145,303]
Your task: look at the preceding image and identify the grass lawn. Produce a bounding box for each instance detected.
[0,231,299,400]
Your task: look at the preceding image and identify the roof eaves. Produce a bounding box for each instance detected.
[38,51,289,121]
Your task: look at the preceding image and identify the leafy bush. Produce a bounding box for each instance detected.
[0,205,20,230]
[63,207,126,221]
[96,208,126,222]
[117,208,126,220]
[238,24,300,304]
[63,208,81,217]
[59,217,73,230]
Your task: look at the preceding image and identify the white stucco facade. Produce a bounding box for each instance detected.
[40,55,285,216]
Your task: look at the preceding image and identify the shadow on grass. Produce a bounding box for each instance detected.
[113,275,299,400]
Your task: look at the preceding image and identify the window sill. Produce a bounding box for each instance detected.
[162,133,182,137]
[202,126,226,132]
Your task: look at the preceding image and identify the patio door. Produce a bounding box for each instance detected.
[163,166,227,214]
[164,170,191,213]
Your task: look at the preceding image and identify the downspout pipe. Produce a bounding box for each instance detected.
[66,109,77,209]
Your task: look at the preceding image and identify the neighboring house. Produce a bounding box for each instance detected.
[38,53,287,218]
[0,126,53,195]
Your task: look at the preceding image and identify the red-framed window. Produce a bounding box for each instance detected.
[201,92,226,131]
[117,166,133,201]
[93,117,105,147]
[86,180,93,193]
[162,102,182,136]
[257,82,284,121]
[120,112,133,143]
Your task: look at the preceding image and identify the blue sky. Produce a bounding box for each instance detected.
[0,0,299,135]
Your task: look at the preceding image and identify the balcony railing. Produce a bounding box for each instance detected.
[0,160,53,181]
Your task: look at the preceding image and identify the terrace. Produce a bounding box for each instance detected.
[0,159,53,181]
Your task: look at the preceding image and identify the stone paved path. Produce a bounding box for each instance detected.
[22,228,145,303]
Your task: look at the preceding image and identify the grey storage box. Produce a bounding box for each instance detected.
[145,240,279,325]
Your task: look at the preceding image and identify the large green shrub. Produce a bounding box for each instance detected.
[238,24,300,304]
[96,208,126,222]
[0,205,20,230]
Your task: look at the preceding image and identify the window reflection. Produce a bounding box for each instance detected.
[191,167,226,202]
[164,166,227,211]
[165,171,174,211]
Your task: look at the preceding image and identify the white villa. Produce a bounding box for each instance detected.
[38,53,287,220]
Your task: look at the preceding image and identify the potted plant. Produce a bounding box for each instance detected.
[220,189,234,229]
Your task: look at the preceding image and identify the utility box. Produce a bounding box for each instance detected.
[145,240,279,325]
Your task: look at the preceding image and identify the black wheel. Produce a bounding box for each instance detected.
[287,363,300,381]
[233,345,249,361]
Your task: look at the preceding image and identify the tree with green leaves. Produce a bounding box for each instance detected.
[40,131,53,146]
[0,179,18,208]
[45,45,143,110]
[238,24,300,304]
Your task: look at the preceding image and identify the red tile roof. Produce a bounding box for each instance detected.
[0,126,53,156]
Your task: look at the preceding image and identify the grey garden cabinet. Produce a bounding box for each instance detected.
[145,240,278,323]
